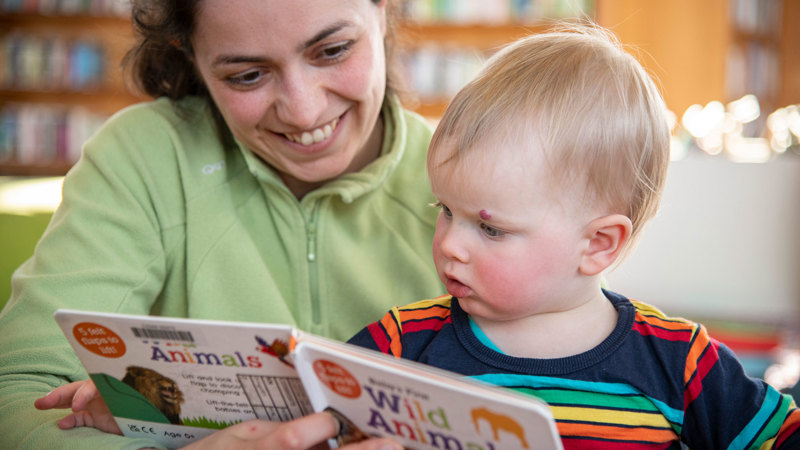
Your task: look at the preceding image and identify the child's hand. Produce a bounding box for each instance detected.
[34,380,121,435]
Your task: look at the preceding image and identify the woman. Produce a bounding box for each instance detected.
[0,0,443,448]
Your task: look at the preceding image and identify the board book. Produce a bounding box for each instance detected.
[54,309,563,449]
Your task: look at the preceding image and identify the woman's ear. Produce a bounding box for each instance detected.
[579,214,632,276]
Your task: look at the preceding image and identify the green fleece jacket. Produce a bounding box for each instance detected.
[0,95,444,449]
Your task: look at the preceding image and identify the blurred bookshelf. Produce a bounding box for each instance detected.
[395,0,595,117]
[1,0,799,176]
[0,2,141,175]
[596,0,799,118]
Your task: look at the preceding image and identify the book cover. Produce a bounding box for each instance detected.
[55,309,562,449]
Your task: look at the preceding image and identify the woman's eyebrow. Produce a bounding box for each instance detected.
[212,54,268,67]
[300,21,351,51]
[211,21,353,67]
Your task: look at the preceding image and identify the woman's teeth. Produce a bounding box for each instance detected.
[286,118,339,146]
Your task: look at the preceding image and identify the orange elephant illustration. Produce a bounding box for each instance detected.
[470,406,529,449]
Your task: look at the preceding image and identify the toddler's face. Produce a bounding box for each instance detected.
[429,138,594,324]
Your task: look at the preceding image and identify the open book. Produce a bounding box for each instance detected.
[55,309,563,449]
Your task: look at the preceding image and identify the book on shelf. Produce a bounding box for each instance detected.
[0,103,106,164]
[55,309,563,449]
[1,33,107,91]
[0,0,130,16]
[399,0,593,25]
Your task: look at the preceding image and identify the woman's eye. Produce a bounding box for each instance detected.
[317,41,354,63]
[480,223,506,238]
[227,70,265,87]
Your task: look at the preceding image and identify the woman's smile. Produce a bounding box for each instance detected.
[283,115,341,147]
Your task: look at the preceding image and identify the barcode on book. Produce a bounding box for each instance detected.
[131,327,195,342]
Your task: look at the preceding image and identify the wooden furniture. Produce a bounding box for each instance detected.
[396,22,550,118]
[2,0,798,176]
[595,0,798,117]
[0,12,141,175]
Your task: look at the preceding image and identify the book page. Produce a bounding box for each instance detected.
[293,334,563,450]
[55,310,312,448]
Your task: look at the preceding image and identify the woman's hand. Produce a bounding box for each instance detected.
[36,381,401,449]
[183,412,401,450]
[34,380,121,434]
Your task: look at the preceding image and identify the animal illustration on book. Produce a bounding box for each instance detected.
[256,336,294,368]
[121,366,185,425]
[55,310,563,449]
[471,406,530,449]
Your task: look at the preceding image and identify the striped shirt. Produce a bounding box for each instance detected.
[348,291,800,449]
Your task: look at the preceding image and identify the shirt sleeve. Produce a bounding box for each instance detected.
[347,308,403,357]
[0,108,174,449]
[681,325,800,448]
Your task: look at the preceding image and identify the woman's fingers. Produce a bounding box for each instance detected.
[33,381,85,410]
[341,438,404,450]
[182,412,403,450]
[71,380,101,411]
[57,410,93,430]
[214,413,339,449]
[37,384,403,450]
[34,380,120,434]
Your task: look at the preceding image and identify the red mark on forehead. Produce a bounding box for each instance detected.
[479,209,492,220]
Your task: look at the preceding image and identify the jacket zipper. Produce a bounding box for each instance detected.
[305,201,322,329]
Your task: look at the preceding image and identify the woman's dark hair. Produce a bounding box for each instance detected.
[123,0,202,99]
[123,0,403,104]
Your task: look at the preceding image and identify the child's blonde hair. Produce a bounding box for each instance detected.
[428,22,670,248]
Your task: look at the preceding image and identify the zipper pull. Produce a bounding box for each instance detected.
[307,223,316,262]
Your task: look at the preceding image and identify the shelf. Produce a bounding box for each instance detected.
[398,22,549,49]
[406,100,448,118]
[0,160,73,176]
[0,14,132,43]
[0,11,141,176]
[0,88,143,115]
[0,13,130,28]
[4,2,798,176]
[731,29,781,47]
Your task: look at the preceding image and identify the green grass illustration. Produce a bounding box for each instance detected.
[181,416,241,430]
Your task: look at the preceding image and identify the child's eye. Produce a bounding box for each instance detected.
[431,201,452,218]
[480,223,506,238]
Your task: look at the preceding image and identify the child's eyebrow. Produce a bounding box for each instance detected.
[479,209,491,220]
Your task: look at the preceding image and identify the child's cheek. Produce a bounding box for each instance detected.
[474,255,522,301]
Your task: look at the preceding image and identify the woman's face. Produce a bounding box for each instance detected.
[192,0,387,197]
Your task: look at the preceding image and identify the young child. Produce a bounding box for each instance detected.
[348,24,800,448]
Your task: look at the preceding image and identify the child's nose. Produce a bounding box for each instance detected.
[438,226,469,263]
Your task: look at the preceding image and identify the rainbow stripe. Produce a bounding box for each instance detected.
[350,294,800,448]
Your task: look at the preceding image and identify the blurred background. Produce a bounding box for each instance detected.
[1,0,798,394]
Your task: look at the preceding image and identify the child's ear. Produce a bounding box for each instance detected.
[579,214,633,276]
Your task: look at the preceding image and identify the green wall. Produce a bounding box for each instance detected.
[0,212,51,309]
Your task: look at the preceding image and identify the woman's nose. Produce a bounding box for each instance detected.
[274,66,327,130]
